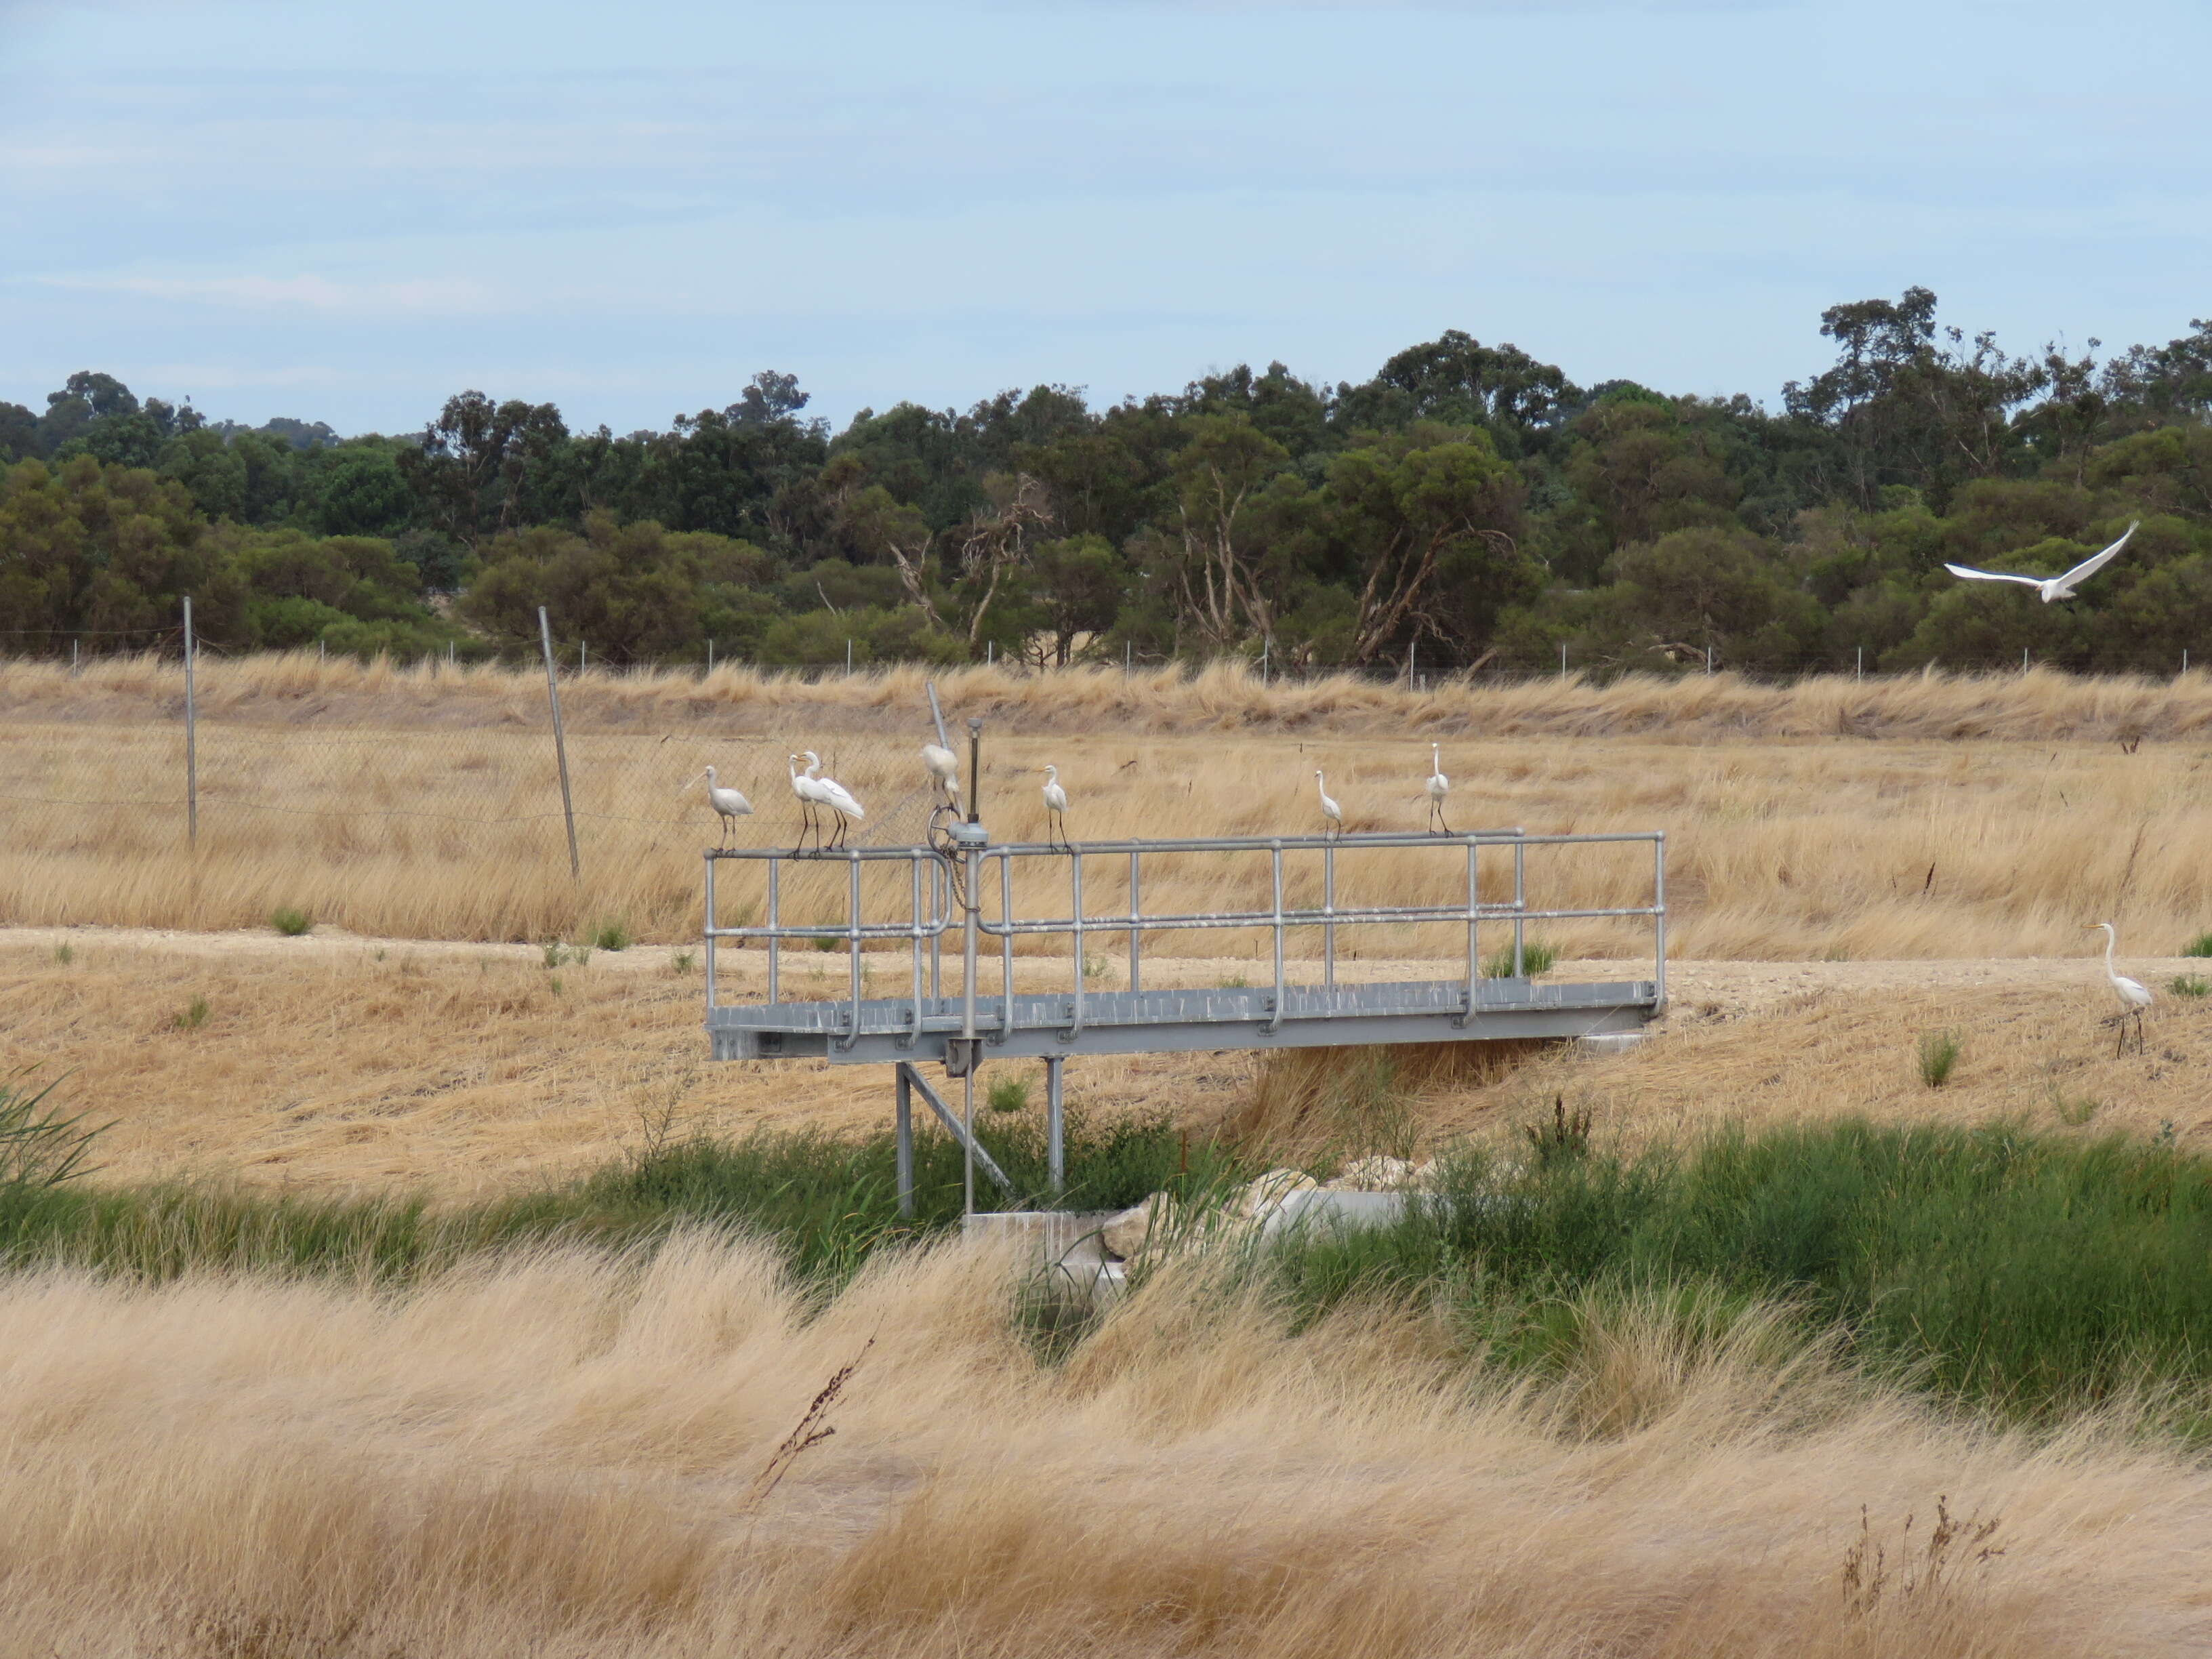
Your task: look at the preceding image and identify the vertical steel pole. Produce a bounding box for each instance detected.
[1070,853,1085,1032]
[1323,841,1336,990]
[1046,1056,1064,1197]
[703,853,717,1012]
[1856,645,1863,681]
[1559,642,1567,679]
[766,859,781,1004]
[539,607,581,879]
[1654,832,1668,1007]
[845,638,853,677]
[70,638,77,672]
[707,638,714,675]
[1465,838,1479,1012]
[182,595,197,846]
[1269,842,1285,1025]
[846,854,863,1038]
[1127,850,1141,993]
[960,718,982,1219]
[1513,839,1525,977]
[895,1065,914,1218]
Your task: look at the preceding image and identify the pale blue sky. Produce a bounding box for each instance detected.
[3,0,2206,436]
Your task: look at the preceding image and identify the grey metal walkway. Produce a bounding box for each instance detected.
[709,974,1659,1064]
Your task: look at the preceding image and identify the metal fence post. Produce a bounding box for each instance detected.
[539,607,581,879]
[182,595,197,846]
[1046,1055,1064,1196]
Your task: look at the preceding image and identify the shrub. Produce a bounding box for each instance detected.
[2169,975,2211,998]
[0,1072,107,1189]
[2186,933,2212,958]
[671,951,695,975]
[1483,939,1557,979]
[987,1075,1031,1115]
[1918,1029,1962,1087]
[591,919,633,952]
[173,996,209,1031]
[1522,1094,1592,1166]
[270,905,313,937]
[52,943,73,966]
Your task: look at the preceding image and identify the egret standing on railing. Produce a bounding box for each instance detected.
[2085,920,2154,1055]
[803,751,866,851]
[1040,764,1069,850]
[787,754,824,855]
[1315,769,1343,839]
[921,742,960,808]
[687,766,753,847]
[1425,743,1452,834]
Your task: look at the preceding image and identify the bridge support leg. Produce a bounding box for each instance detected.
[1046,1055,1065,1197]
[895,1065,914,1218]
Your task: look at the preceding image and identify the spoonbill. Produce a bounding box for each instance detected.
[2085,921,2154,1055]
[1945,521,2139,602]
[687,766,753,846]
[1315,770,1343,839]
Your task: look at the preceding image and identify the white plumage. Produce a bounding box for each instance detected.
[2086,920,2154,1054]
[688,765,752,846]
[1945,521,2139,603]
[1040,764,1069,848]
[1315,769,1343,838]
[802,751,865,850]
[921,742,961,806]
[786,753,825,853]
[1425,743,1452,834]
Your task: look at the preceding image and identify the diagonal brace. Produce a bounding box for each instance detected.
[897,1062,1018,1201]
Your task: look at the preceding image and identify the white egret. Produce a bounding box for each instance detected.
[1945,521,2139,602]
[802,751,865,851]
[686,766,753,846]
[2085,921,2154,1055]
[1040,764,1069,850]
[1315,770,1343,839]
[1425,743,1452,834]
[786,754,824,855]
[920,742,961,807]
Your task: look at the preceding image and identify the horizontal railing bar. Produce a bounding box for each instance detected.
[701,827,1660,863]
[979,903,1657,936]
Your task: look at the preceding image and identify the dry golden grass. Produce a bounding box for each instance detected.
[9,653,2212,958]
[0,1233,2205,1655]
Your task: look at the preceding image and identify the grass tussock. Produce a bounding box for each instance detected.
[0,1219,2194,1654]
[1229,1041,1547,1161]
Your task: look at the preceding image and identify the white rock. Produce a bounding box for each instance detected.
[1237,1168,1319,1221]
[1099,1193,1172,1261]
[1330,1154,1417,1191]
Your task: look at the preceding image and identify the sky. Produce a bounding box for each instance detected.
[2,0,2207,438]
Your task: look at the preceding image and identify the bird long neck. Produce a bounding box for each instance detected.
[2104,926,2118,975]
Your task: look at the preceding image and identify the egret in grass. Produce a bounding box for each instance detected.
[786,754,824,855]
[1946,521,2139,602]
[921,742,961,807]
[686,766,753,846]
[802,751,865,851]
[2085,921,2154,1055]
[1425,743,1452,834]
[1040,764,1069,850]
[1315,770,1343,839]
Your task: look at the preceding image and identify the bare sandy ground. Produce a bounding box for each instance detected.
[5,923,2205,1189]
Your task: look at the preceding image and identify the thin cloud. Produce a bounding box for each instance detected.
[46,272,495,316]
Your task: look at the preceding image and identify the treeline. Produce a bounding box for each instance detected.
[5,289,2211,674]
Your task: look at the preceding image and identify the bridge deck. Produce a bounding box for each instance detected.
[706,975,1660,1063]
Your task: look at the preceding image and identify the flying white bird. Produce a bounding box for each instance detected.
[1040,764,1069,850]
[686,765,753,846]
[1315,769,1343,839]
[921,742,961,807]
[1945,521,2139,603]
[2085,921,2154,1056]
[802,751,865,851]
[787,753,825,854]
[1425,743,1452,834]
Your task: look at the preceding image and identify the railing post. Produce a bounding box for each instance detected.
[1513,838,1525,978]
[1000,853,1016,1041]
[703,853,717,1011]
[1323,840,1336,990]
[766,858,781,1004]
[1127,849,1141,994]
[840,853,863,1050]
[538,607,580,880]
[1654,832,1668,1008]
[1067,853,1086,1039]
[1265,841,1286,1033]
[1464,837,1479,1016]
